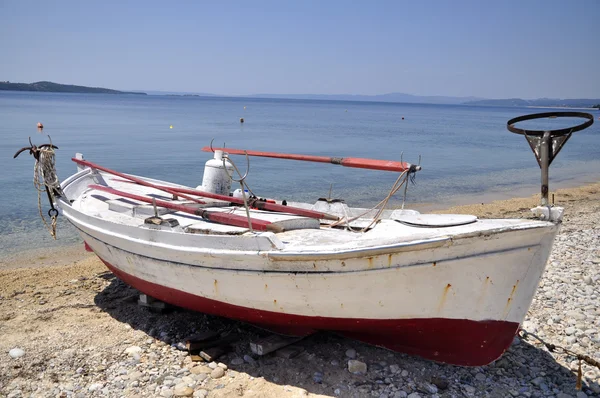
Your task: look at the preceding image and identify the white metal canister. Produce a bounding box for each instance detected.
[198,150,234,195]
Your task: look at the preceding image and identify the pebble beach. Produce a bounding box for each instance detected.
[1,182,599,398]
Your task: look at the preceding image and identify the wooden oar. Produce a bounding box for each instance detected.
[88,184,281,232]
[201,147,421,173]
[112,179,339,221]
[72,157,206,204]
[72,157,279,232]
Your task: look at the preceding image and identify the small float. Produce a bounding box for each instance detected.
[14,112,593,366]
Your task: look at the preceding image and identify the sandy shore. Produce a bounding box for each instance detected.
[1,182,599,397]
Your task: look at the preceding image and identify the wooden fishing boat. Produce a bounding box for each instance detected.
[15,112,594,366]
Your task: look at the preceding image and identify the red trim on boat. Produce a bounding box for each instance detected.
[98,257,518,366]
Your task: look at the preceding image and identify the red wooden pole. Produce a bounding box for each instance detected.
[72,157,280,232]
[88,184,280,232]
[201,147,420,173]
[72,157,206,204]
[112,179,339,221]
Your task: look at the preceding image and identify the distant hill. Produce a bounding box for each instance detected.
[247,92,483,105]
[464,98,600,108]
[0,81,146,95]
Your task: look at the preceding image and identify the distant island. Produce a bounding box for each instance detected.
[0,81,146,95]
[464,98,600,109]
[2,81,598,108]
[243,93,600,108]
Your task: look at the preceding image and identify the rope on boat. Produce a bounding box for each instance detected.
[519,328,600,390]
[328,163,418,231]
[33,140,61,239]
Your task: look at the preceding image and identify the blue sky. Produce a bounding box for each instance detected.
[1,1,598,98]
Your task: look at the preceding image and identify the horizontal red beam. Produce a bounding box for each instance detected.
[72,157,280,232]
[88,184,279,232]
[201,147,420,173]
[113,179,338,221]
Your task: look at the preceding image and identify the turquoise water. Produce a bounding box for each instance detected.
[1,92,599,256]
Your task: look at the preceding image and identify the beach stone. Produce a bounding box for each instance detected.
[430,376,449,390]
[313,371,323,383]
[530,376,545,386]
[190,365,210,375]
[418,382,437,394]
[193,390,208,398]
[180,376,194,385]
[230,357,244,365]
[160,387,174,398]
[210,367,225,379]
[462,385,476,396]
[128,370,143,381]
[125,346,142,356]
[8,348,25,359]
[173,342,187,351]
[217,362,227,370]
[389,364,400,373]
[243,354,256,365]
[347,359,367,374]
[345,348,357,359]
[88,383,104,392]
[576,392,588,398]
[565,327,576,335]
[208,361,217,369]
[173,384,193,397]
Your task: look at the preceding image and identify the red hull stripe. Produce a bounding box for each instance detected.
[98,257,518,366]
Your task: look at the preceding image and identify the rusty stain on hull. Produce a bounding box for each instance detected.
[213,279,218,295]
[388,254,393,267]
[503,280,520,318]
[367,257,374,269]
[437,283,452,313]
[476,277,492,313]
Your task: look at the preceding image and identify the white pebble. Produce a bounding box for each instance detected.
[9,348,25,359]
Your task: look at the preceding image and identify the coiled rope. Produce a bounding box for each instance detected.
[33,144,60,239]
[329,164,417,231]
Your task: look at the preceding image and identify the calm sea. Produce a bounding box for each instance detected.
[1,92,599,257]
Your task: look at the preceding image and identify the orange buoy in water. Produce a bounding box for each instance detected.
[37,122,44,129]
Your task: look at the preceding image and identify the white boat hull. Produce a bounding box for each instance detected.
[57,168,559,365]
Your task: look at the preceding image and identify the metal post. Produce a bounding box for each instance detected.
[540,131,551,206]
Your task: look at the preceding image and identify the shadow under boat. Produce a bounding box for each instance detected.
[93,272,598,397]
